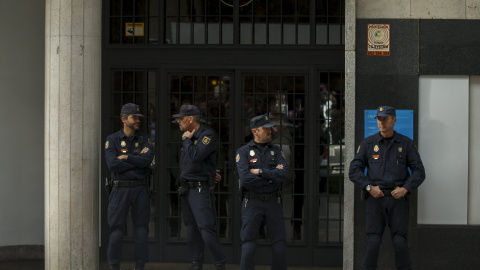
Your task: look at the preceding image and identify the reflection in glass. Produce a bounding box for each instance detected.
[109,68,158,239]
[316,70,344,244]
[167,72,234,241]
[108,0,344,45]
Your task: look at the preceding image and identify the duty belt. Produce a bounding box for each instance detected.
[381,189,394,197]
[244,191,279,201]
[180,181,209,189]
[113,179,147,187]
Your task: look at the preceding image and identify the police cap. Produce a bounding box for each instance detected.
[172,104,201,118]
[374,106,396,118]
[250,115,275,129]
[121,103,143,116]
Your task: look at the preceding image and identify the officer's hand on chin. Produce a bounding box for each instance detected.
[182,129,196,139]
[369,186,384,199]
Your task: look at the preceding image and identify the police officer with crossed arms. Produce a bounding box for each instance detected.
[104,103,155,270]
[349,106,425,270]
[235,115,288,270]
[173,104,227,270]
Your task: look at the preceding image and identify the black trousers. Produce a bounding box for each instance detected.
[363,196,411,270]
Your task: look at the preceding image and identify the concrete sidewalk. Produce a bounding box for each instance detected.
[0,260,342,270]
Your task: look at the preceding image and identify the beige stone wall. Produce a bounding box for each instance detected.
[357,0,480,19]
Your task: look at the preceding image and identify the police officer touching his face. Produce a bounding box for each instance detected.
[172,104,227,270]
[235,115,288,270]
[105,103,155,270]
[349,106,426,270]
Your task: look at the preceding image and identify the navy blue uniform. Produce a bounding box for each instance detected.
[349,131,425,270]
[235,140,289,270]
[104,129,154,267]
[178,125,226,265]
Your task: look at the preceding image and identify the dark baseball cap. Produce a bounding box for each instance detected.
[120,103,143,116]
[374,106,396,118]
[172,104,201,118]
[250,115,275,129]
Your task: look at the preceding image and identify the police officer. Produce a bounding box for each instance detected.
[349,106,426,270]
[172,104,227,270]
[235,115,289,270]
[104,103,154,270]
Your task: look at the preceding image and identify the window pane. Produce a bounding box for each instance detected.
[418,76,469,224]
[207,17,220,44]
[165,0,179,15]
[283,0,296,16]
[111,0,121,16]
[240,17,253,44]
[135,0,147,16]
[268,17,281,44]
[316,17,327,45]
[123,0,134,16]
[221,17,234,44]
[298,17,310,44]
[283,17,296,45]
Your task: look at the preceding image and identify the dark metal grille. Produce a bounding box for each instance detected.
[240,73,307,243]
[107,0,345,45]
[316,70,344,244]
[166,72,234,241]
[108,68,158,239]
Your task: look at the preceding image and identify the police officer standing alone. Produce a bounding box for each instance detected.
[172,104,227,270]
[105,103,155,270]
[235,115,288,270]
[349,106,426,270]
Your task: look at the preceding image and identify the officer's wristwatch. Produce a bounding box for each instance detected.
[258,169,263,175]
[365,184,372,191]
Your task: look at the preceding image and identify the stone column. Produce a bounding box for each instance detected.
[344,0,356,269]
[45,0,101,269]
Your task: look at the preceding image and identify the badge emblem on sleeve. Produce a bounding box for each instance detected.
[202,136,211,145]
[105,141,109,149]
[236,154,240,162]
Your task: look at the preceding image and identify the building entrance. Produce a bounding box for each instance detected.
[101,0,345,266]
[101,68,344,266]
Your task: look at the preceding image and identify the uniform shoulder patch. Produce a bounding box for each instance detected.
[357,145,360,153]
[105,141,109,149]
[236,153,240,162]
[202,136,211,145]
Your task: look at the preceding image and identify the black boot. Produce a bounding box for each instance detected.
[190,261,203,270]
[215,263,226,270]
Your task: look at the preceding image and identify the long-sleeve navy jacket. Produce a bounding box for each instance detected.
[105,129,154,180]
[179,125,217,181]
[235,140,289,194]
[349,131,425,191]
